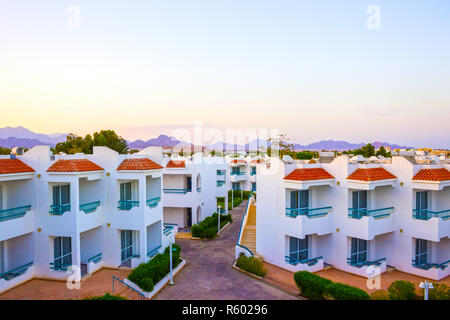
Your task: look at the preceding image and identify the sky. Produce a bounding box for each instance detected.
[0,0,449,148]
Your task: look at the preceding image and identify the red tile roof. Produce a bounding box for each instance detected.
[166,160,186,168]
[0,159,35,175]
[346,167,396,182]
[413,168,450,182]
[250,159,262,164]
[47,159,104,173]
[231,159,246,164]
[117,158,163,171]
[284,168,334,181]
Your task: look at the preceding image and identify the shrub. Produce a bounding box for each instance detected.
[388,280,416,300]
[128,245,182,292]
[236,253,267,277]
[429,283,450,300]
[84,293,126,300]
[293,271,333,300]
[191,213,233,238]
[328,282,370,300]
[370,290,390,300]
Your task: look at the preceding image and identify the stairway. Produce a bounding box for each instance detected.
[240,204,257,254]
[115,285,145,300]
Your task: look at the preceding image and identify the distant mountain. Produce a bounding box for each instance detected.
[128,134,190,149]
[0,126,67,145]
[0,137,53,149]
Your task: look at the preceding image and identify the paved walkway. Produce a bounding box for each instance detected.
[154,201,298,300]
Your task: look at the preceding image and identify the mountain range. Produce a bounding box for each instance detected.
[0,126,414,151]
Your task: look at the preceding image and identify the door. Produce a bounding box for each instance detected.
[352,191,367,218]
[350,238,367,265]
[289,236,309,262]
[415,239,428,265]
[415,191,428,220]
[121,230,133,262]
[186,176,192,191]
[54,236,72,270]
[187,208,192,227]
[53,185,70,214]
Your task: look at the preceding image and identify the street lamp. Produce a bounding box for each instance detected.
[217,205,221,235]
[419,280,434,300]
[169,240,176,285]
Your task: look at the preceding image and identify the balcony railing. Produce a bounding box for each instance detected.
[217,180,226,187]
[285,206,332,218]
[412,259,450,270]
[197,187,201,192]
[0,262,33,280]
[50,262,72,271]
[79,201,100,214]
[347,257,386,268]
[87,253,102,264]
[348,207,394,219]
[147,245,161,258]
[49,204,71,216]
[0,205,32,222]
[250,172,256,176]
[117,200,139,211]
[217,171,226,176]
[163,188,192,194]
[231,172,245,176]
[285,256,323,267]
[412,209,450,221]
[163,225,175,236]
[146,197,161,208]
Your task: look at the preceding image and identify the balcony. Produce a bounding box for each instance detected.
[163,188,192,194]
[230,172,246,182]
[285,255,322,266]
[0,205,32,222]
[0,262,33,281]
[217,180,226,187]
[347,257,386,268]
[79,201,100,214]
[285,206,332,218]
[283,256,324,272]
[345,207,395,240]
[196,187,201,192]
[412,259,450,271]
[410,210,449,241]
[217,171,226,176]
[146,197,161,208]
[49,204,71,216]
[117,200,139,211]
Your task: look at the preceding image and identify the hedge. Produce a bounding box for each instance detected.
[128,244,181,292]
[228,190,253,200]
[191,213,233,239]
[387,280,416,300]
[370,290,390,300]
[84,293,126,300]
[293,271,333,300]
[429,283,450,300]
[236,253,267,277]
[217,197,242,210]
[327,282,370,300]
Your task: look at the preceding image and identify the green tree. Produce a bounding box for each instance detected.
[375,146,391,157]
[267,133,295,158]
[53,130,129,154]
[0,146,11,155]
[295,151,318,160]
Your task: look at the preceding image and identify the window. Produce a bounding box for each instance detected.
[351,191,367,218]
[251,182,256,191]
[120,182,132,202]
[232,182,240,190]
[415,191,428,220]
[186,176,192,190]
[121,230,133,262]
[251,167,256,174]
[232,167,240,174]
[415,239,428,265]
[290,190,309,210]
[350,238,367,265]
[54,237,72,270]
[53,185,70,206]
[289,236,309,261]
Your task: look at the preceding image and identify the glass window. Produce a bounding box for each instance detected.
[290,191,308,209]
[415,191,428,219]
[121,230,133,262]
[415,239,428,265]
[120,182,132,202]
[350,238,367,264]
[53,236,72,270]
[52,185,70,206]
[289,236,309,261]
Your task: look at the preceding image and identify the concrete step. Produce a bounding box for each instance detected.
[175,232,192,239]
[386,265,396,273]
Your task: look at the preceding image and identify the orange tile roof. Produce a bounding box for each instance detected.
[413,168,450,182]
[231,159,246,164]
[250,159,262,164]
[47,159,104,173]
[117,158,163,171]
[0,159,35,175]
[346,167,396,182]
[284,168,334,181]
[166,160,186,168]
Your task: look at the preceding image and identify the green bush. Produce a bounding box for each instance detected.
[84,293,126,300]
[328,282,370,300]
[388,280,416,300]
[191,213,233,238]
[429,283,450,300]
[128,245,182,292]
[370,290,390,300]
[236,253,267,277]
[293,271,333,300]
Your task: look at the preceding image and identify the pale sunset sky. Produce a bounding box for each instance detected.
[0,1,449,148]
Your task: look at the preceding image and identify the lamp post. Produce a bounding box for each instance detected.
[419,280,434,300]
[218,205,221,235]
[169,240,174,285]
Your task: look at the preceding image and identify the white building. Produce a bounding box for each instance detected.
[0,145,176,293]
[161,154,229,229]
[227,157,261,193]
[252,156,449,281]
